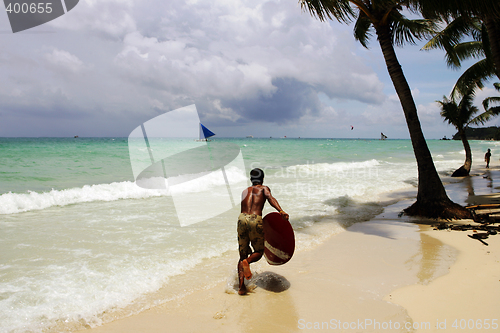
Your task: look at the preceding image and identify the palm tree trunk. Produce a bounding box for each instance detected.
[375,24,470,218]
[460,129,472,172]
[484,16,500,81]
[451,128,472,176]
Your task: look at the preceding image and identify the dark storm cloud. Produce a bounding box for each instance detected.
[223,77,321,123]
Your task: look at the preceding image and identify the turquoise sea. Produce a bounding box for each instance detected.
[0,137,497,332]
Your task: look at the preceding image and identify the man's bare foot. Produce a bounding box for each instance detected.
[238,283,247,295]
[238,261,248,295]
[241,259,252,279]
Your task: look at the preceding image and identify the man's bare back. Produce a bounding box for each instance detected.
[241,185,269,216]
[241,184,289,219]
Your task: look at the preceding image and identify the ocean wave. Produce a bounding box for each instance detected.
[166,165,248,193]
[277,159,381,179]
[0,182,168,215]
[0,166,249,215]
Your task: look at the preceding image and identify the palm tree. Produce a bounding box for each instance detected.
[439,84,500,177]
[422,16,496,98]
[300,0,471,219]
[438,91,477,177]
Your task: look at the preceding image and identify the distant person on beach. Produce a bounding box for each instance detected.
[237,168,289,295]
[485,149,491,168]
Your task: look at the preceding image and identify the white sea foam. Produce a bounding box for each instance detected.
[267,159,415,202]
[0,166,248,215]
[261,159,381,180]
[0,182,167,215]
[0,242,234,333]
[167,165,247,193]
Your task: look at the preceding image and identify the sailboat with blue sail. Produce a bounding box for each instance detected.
[197,123,216,141]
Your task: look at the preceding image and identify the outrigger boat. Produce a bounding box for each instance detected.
[197,123,216,142]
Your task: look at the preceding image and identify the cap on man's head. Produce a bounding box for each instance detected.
[250,168,264,184]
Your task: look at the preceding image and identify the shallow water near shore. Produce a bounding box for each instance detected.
[0,137,498,332]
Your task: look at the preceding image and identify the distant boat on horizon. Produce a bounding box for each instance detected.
[246,135,253,138]
[197,123,216,141]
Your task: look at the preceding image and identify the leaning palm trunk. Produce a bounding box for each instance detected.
[451,128,472,177]
[375,25,471,218]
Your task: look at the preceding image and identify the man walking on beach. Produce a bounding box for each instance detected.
[485,149,491,168]
[237,168,289,295]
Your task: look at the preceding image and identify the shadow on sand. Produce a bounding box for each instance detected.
[253,271,290,293]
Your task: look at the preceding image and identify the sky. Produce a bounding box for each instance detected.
[0,0,499,139]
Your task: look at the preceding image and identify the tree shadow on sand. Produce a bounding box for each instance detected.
[253,271,290,293]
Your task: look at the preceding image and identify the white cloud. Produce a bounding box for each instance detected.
[207,99,242,122]
[112,0,385,113]
[114,31,276,100]
[49,0,136,38]
[45,49,85,73]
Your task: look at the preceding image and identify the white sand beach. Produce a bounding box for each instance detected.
[79,168,500,333]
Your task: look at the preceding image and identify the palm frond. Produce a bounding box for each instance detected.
[438,96,461,129]
[483,96,500,110]
[470,106,500,125]
[370,0,396,14]
[448,41,486,68]
[414,0,500,21]
[422,17,484,69]
[452,59,495,98]
[422,16,476,52]
[470,22,484,42]
[354,11,372,48]
[480,23,492,59]
[392,15,435,47]
[299,0,354,23]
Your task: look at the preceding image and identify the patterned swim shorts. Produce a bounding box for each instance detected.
[237,213,264,258]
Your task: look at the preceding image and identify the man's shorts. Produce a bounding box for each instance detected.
[237,213,264,258]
